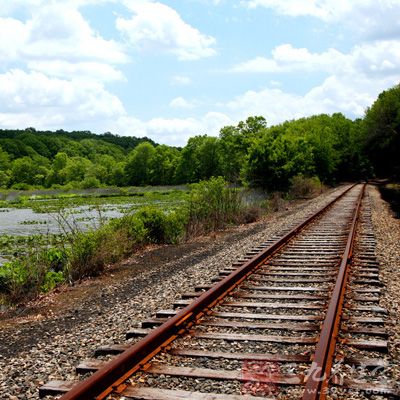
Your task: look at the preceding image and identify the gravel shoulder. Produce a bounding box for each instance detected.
[369,185,400,386]
[0,184,398,400]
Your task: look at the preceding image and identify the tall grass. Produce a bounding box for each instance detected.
[185,177,244,236]
[288,175,323,199]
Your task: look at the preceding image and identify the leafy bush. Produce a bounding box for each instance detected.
[41,271,65,293]
[45,247,68,272]
[1,178,265,304]
[185,177,244,236]
[67,228,110,280]
[241,206,262,223]
[80,176,101,189]
[0,259,45,301]
[135,206,185,244]
[110,214,147,244]
[289,175,322,199]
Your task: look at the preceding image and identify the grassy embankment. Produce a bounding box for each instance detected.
[0,176,322,305]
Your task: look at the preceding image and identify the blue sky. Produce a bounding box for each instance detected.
[0,0,399,146]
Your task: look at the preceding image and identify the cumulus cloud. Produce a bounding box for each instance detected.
[232,41,400,79]
[171,75,192,85]
[242,0,400,39]
[231,40,400,76]
[0,2,128,132]
[225,73,397,126]
[169,97,197,109]
[110,111,232,146]
[28,61,125,82]
[0,5,126,65]
[232,44,345,73]
[116,1,216,60]
[0,18,28,62]
[0,69,125,129]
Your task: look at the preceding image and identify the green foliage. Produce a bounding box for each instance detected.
[125,142,156,185]
[244,131,315,190]
[0,84,399,200]
[0,258,48,301]
[175,135,220,183]
[135,207,185,244]
[66,205,184,280]
[45,247,68,272]
[218,116,267,183]
[150,145,179,185]
[185,177,243,235]
[41,271,65,293]
[0,178,261,304]
[80,176,101,189]
[289,175,322,199]
[67,228,110,280]
[363,84,400,178]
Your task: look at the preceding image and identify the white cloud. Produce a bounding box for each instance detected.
[0,69,125,129]
[225,73,397,125]
[116,1,216,60]
[244,0,331,19]
[143,112,232,145]
[242,0,400,39]
[232,41,400,78]
[227,37,400,127]
[24,5,126,64]
[232,44,345,73]
[0,3,127,82]
[169,97,196,109]
[0,18,28,62]
[171,75,192,85]
[0,67,231,146]
[28,61,124,82]
[108,112,233,146]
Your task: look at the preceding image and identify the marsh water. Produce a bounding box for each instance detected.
[0,205,128,236]
[0,187,187,265]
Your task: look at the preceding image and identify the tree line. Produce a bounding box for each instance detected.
[0,84,399,190]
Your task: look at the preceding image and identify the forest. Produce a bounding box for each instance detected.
[0,84,399,192]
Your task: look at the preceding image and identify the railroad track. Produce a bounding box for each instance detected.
[40,184,399,399]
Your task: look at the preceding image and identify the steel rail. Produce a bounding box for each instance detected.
[302,183,366,400]
[59,184,357,400]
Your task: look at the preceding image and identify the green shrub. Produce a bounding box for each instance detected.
[0,259,45,301]
[135,206,185,244]
[185,177,244,236]
[80,176,101,189]
[41,271,65,293]
[45,247,68,272]
[67,229,108,280]
[110,214,147,244]
[2,178,262,304]
[289,175,322,199]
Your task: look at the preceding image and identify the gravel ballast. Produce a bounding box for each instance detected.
[369,185,400,389]
[0,185,398,400]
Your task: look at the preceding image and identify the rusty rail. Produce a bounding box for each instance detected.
[302,183,365,400]
[59,185,357,400]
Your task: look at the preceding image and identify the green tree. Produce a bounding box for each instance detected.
[175,135,220,183]
[218,116,266,182]
[125,142,156,185]
[363,84,400,178]
[150,145,179,185]
[10,156,50,187]
[244,131,314,190]
[0,146,10,187]
[111,162,127,186]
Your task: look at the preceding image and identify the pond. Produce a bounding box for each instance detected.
[0,187,187,265]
